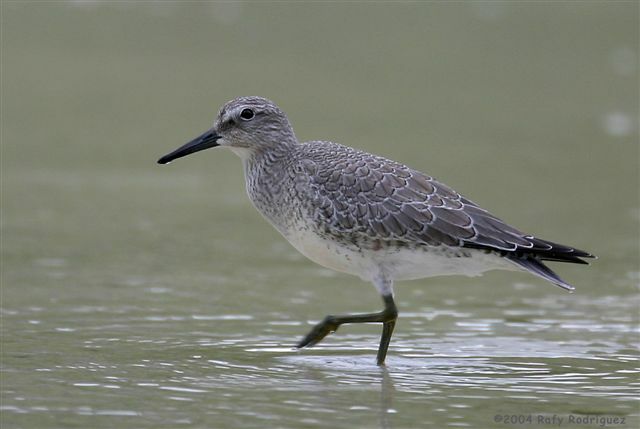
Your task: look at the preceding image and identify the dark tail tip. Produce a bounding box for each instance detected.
[506,255,576,291]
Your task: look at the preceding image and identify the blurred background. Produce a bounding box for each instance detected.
[2,2,638,428]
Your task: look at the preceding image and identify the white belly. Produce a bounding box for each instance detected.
[283,228,515,283]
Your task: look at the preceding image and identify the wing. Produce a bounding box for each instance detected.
[297,141,593,264]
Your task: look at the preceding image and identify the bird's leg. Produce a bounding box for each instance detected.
[376,295,397,366]
[297,294,398,365]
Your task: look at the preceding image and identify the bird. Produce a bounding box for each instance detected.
[157,96,594,366]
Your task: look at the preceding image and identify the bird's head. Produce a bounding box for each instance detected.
[158,96,296,164]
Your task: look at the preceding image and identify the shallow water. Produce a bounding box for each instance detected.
[2,289,638,428]
[2,2,639,428]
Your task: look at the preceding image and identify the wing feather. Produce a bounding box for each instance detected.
[297,141,593,264]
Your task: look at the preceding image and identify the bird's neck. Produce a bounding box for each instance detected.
[241,140,296,169]
[242,141,298,235]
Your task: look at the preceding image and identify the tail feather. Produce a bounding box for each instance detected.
[506,255,575,291]
[528,237,595,264]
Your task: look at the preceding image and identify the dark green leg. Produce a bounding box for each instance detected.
[296,294,398,365]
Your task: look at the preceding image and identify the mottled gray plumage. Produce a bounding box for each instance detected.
[158,96,594,365]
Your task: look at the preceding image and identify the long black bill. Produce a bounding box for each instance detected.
[157,128,221,164]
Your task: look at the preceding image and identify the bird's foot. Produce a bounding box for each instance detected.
[296,315,339,348]
[295,294,398,365]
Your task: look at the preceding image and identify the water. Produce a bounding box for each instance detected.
[2,291,638,428]
[2,2,639,428]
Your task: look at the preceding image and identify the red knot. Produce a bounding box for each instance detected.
[158,96,594,366]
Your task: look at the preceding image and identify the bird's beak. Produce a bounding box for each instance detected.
[157,128,221,164]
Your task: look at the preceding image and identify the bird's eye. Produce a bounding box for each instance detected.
[240,108,255,120]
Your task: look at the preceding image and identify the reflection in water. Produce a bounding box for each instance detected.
[379,368,395,429]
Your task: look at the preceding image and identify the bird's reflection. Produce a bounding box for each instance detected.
[379,366,396,429]
[287,355,398,428]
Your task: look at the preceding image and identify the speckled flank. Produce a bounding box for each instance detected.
[243,142,516,287]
